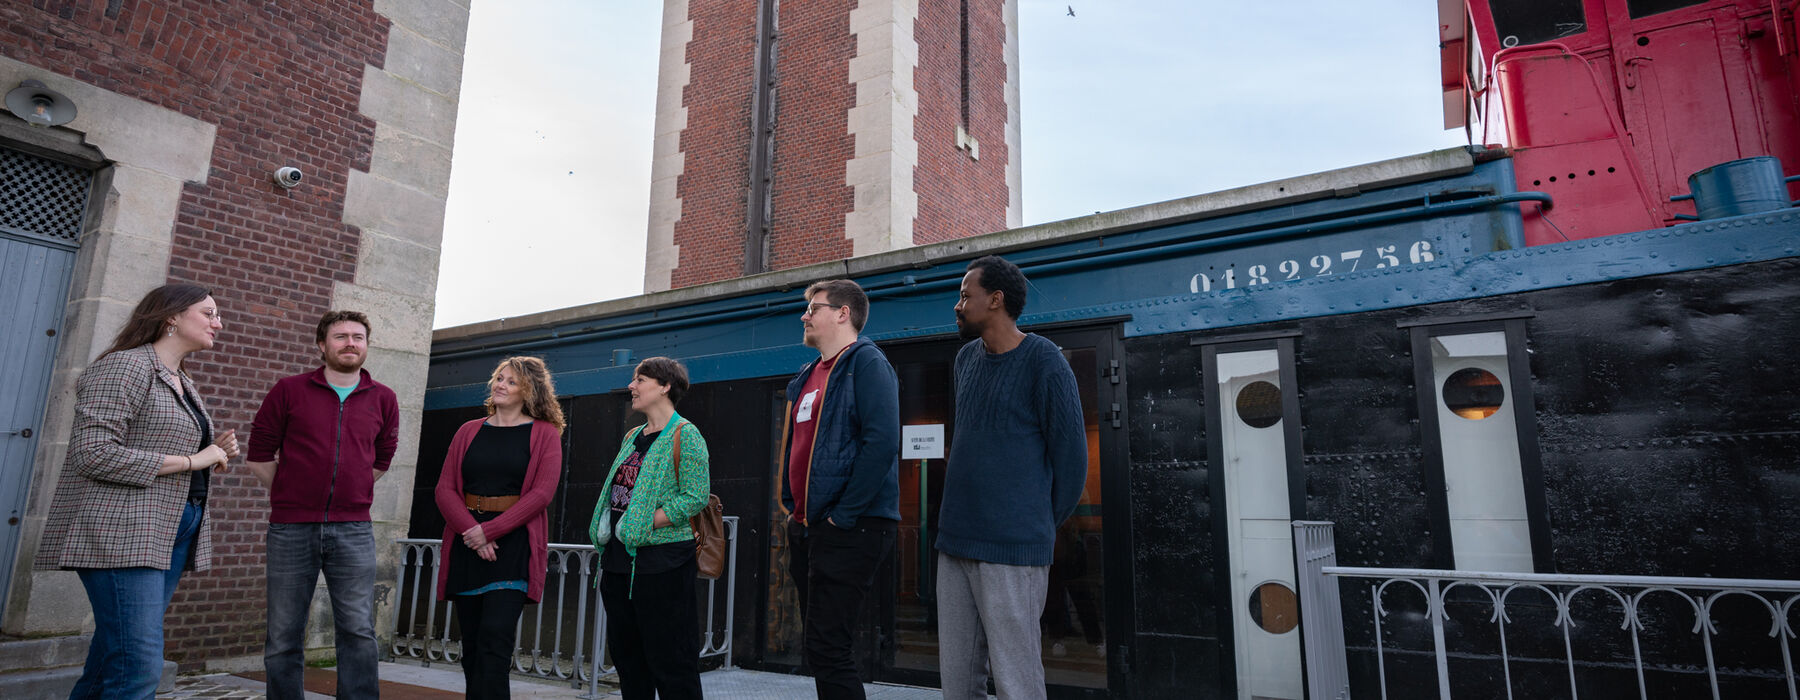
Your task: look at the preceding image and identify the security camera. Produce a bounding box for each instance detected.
[272,166,303,188]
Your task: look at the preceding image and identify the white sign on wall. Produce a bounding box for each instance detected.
[902,424,945,460]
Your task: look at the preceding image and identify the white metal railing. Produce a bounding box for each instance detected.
[387,516,738,695]
[1296,522,1800,700]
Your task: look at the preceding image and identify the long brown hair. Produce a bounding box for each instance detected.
[99,283,212,364]
[484,356,566,431]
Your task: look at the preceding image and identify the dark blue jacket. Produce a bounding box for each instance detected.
[778,337,901,528]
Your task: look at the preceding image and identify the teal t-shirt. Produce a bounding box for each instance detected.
[331,381,357,403]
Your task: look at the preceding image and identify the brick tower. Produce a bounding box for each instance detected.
[645,0,1022,291]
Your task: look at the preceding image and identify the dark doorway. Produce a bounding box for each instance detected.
[861,325,1132,698]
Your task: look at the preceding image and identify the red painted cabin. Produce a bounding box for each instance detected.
[1440,0,1800,244]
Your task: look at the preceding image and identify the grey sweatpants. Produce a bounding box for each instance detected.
[936,552,1050,700]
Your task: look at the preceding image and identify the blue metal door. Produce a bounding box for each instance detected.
[0,146,92,622]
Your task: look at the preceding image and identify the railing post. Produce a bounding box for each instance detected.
[571,549,591,689]
[1293,521,1351,700]
[425,542,444,665]
[385,541,407,661]
[723,516,739,669]
[584,572,611,700]
[1429,577,1451,700]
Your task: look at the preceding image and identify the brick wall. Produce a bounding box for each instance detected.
[913,0,1010,244]
[0,0,388,664]
[668,1,757,289]
[766,0,856,270]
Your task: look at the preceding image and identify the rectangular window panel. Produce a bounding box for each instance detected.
[1628,0,1709,19]
[1488,0,1586,47]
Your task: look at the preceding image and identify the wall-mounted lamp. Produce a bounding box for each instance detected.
[5,80,78,128]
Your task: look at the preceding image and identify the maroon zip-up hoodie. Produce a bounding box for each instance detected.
[248,367,400,523]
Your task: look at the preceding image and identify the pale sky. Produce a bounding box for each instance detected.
[434,1,1466,329]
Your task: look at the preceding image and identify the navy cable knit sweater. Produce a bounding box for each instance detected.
[934,333,1089,566]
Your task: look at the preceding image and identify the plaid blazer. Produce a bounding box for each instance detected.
[37,344,216,571]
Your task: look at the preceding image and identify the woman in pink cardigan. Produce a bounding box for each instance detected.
[433,356,565,700]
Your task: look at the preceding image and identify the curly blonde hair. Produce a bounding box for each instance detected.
[484,356,566,431]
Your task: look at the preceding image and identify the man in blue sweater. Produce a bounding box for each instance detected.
[937,256,1088,700]
[777,279,902,700]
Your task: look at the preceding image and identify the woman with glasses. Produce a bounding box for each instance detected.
[37,283,239,699]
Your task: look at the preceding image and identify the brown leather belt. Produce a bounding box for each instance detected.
[464,493,520,513]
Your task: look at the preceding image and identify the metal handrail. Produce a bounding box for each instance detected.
[1297,522,1800,700]
[386,516,738,693]
[1324,566,1800,592]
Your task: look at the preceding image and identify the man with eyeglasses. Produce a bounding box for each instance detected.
[776,279,901,700]
[246,310,398,700]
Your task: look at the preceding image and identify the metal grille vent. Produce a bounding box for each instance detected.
[0,148,94,243]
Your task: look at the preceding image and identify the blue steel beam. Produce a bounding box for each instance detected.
[430,188,1534,367]
[431,165,1519,362]
[427,211,1797,410]
[425,152,1795,411]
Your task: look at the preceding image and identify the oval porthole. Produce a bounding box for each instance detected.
[1443,368,1505,420]
[1236,380,1281,429]
[1248,581,1299,634]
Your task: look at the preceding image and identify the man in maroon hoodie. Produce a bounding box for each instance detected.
[246,310,399,700]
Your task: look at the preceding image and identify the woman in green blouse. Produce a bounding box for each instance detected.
[589,356,710,700]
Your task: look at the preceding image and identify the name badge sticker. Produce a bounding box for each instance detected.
[796,390,818,423]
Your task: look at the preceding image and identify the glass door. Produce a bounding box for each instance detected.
[876,326,1126,698]
[880,337,963,687]
[757,342,956,680]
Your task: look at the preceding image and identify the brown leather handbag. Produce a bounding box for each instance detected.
[672,423,728,579]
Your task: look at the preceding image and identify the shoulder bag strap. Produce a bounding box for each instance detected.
[671,420,684,483]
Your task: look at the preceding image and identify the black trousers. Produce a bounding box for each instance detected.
[788,518,897,700]
[599,557,704,700]
[454,588,528,700]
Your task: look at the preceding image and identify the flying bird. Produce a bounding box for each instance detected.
[1067,5,1075,17]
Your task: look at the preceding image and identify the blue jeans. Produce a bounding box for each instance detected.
[264,521,379,700]
[70,501,202,700]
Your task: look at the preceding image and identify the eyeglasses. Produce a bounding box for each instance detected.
[802,302,844,317]
[197,309,222,321]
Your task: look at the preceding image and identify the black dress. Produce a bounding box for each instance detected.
[447,422,533,595]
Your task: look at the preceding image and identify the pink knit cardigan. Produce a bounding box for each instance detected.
[433,418,563,602]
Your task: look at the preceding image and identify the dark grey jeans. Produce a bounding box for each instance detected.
[264,521,379,700]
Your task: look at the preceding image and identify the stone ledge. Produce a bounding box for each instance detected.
[0,656,175,698]
[0,634,88,670]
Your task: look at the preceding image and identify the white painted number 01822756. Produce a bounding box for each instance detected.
[1188,241,1436,294]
